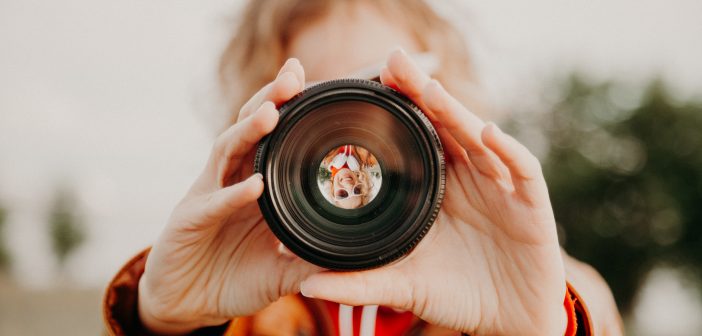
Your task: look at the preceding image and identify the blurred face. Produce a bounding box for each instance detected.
[290,3,414,209]
[333,168,363,209]
[287,2,421,82]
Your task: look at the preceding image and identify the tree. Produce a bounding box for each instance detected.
[49,187,86,268]
[510,75,702,314]
[0,205,9,272]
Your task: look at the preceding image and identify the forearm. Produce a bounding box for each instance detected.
[137,274,216,335]
[103,249,231,336]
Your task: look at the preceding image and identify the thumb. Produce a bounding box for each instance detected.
[299,269,412,310]
[205,173,263,220]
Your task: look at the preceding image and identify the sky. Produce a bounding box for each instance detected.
[0,0,701,333]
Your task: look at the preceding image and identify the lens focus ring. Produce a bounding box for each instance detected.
[255,79,445,270]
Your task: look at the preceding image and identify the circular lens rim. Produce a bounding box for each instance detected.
[255,79,445,270]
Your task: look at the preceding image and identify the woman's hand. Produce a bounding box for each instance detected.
[138,59,321,335]
[299,50,568,335]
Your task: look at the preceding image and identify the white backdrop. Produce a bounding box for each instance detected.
[0,0,701,333]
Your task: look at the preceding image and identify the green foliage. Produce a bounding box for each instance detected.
[318,165,331,181]
[513,75,702,313]
[49,188,86,267]
[0,206,9,271]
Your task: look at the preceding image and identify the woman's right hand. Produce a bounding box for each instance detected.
[137,59,320,335]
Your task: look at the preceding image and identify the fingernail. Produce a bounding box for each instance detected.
[252,173,263,181]
[278,58,297,74]
[389,47,407,59]
[299,280,314,298]
[259,101,275,112]
[277,242,291,256]
[279,70,297,81]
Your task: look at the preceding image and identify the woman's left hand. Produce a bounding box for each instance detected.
[299,50,567,335]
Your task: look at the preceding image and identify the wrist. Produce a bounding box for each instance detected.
[458,285,571,336]
[137,274,227,335]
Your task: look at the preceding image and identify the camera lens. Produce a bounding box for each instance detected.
[255,79,445,270]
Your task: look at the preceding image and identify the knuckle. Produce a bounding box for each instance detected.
[201,193,223,220]
[344,273,369,305]
[396,277,414,311]
[237,102,252,120]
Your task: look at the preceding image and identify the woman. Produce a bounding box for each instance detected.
[103,0,623,335]
[320,145,378,209]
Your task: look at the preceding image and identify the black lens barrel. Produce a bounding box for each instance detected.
[255,79,445,270]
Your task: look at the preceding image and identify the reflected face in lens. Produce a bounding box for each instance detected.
[333,168,363,209]
[317,144,382,210]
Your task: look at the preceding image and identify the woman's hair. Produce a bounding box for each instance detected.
[219,0,480,125]
[354,169,374,206]
[320,145,376,208]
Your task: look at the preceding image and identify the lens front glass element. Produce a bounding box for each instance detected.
[317,144,382,209]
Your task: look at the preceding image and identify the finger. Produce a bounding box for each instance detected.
[238,72,299,120]
[215,101,279,186]
[273,243,328,297]
[481,123,549,204]
[238,58,304,121]
[299,269,412,310]
[436,127,469,164]
[423,80,503,178]
[385,50,486,166]
[385,49,435,119]
[379,66,400,91]
[385,48,431,101]
[205,173,264,220]
[380,65,465,162]
[277,257,325,298]
[277,57,305,89]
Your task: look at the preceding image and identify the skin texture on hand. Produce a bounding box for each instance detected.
[299,50,568,335]
[138,51,572,336]
[137,59,323,335]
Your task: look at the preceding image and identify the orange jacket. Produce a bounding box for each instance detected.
[103,249,615,335]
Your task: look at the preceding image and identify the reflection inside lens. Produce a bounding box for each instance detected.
[317,144,382,209]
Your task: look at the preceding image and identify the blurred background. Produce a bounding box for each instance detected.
[1,0,701,335]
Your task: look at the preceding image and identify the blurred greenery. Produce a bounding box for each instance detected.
[49,187,86,267]
[512,75,702,314]
[0,205,9,271]
[318,165,332,181]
